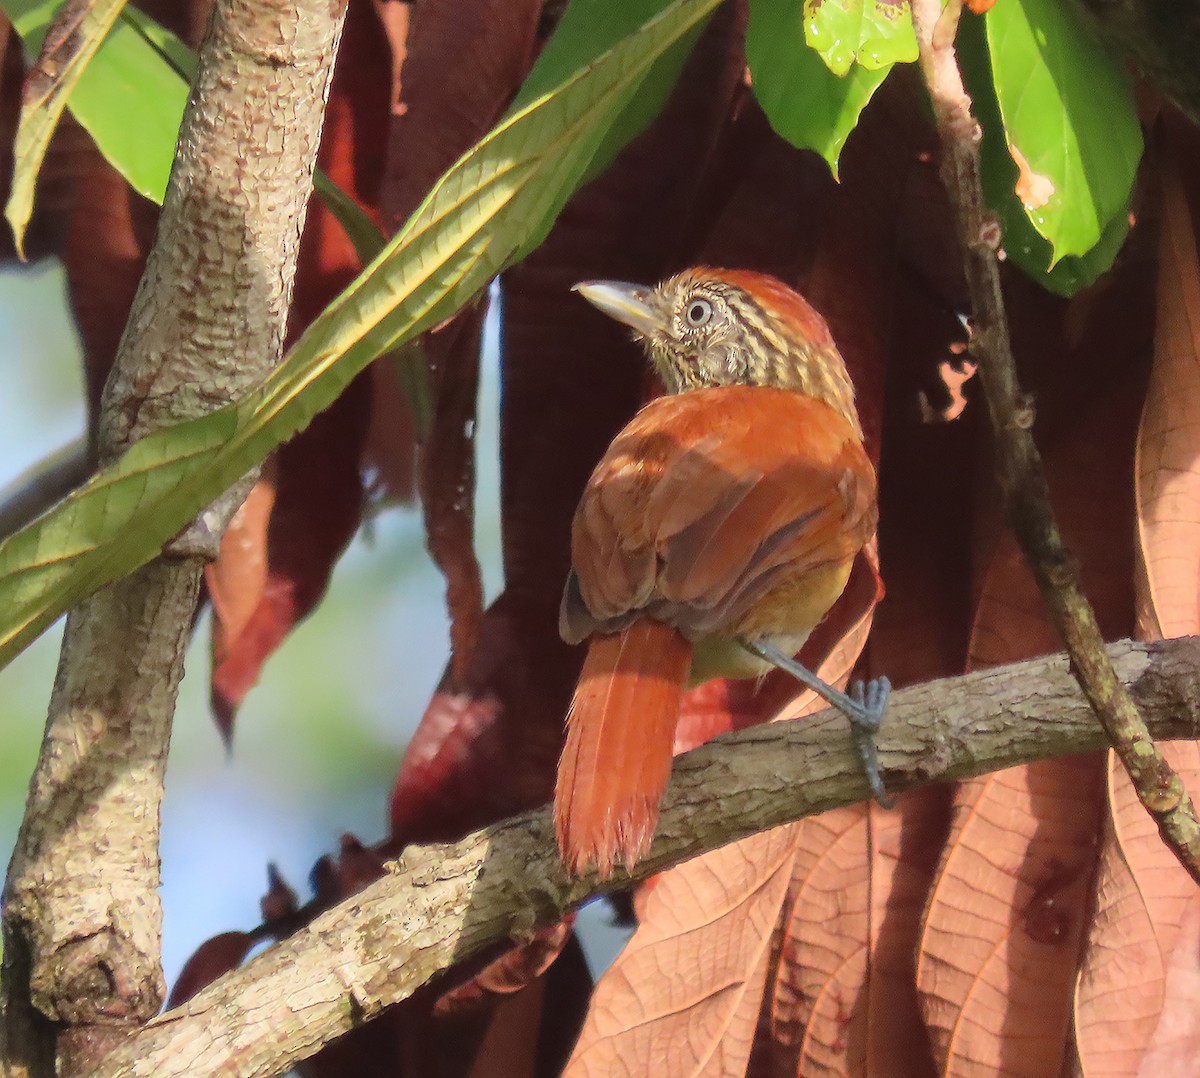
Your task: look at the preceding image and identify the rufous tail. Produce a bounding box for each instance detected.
[554,619,693,878]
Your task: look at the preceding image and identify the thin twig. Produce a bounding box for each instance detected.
[910,0,1200,882]
[90,637,1200,1078]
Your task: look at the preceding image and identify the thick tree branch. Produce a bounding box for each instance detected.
[92,637,1200,1078]
[0,2,347,1074]
[910,0,1200,882]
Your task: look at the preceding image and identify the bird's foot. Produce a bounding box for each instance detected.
[847,676,892,808]
[741,639,893,808]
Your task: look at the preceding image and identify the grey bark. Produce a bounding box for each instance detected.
[91,637,1200,1078]
[0,1,347,1074]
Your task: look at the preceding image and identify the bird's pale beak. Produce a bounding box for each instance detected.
[573,280,662,337]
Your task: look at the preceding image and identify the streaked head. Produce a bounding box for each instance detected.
[574,267,858,426]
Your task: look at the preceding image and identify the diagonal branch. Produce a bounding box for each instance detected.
[910,0,1200,882]
[92,637,1200,1078]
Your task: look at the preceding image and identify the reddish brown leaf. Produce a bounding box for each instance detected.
[755,791,945,1078]
[207,460,277,665]
[260,863,299,926]
[1075,749,1200,1077]
[916,337,1142,1076]
[379,0,542,228]
[916,758,1103,1077]
[1135,147,1200,641]
[419,305,486,682]
[208,373,370,734]
[566,826,798,1077]
[1131,892,1200,1077]
[167,931,255,1008]
[1072,132,1200,1078]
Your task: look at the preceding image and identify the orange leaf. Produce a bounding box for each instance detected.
[917,758,1103,1076]
[1074,748,1200,1076]
[207,462,277,659]
[1074,139,1200,1078]
[563,826,797,1077]
[760,790,945,1077]
[1135,156,1200,639]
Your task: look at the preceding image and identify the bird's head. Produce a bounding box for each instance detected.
[574,267,858,428]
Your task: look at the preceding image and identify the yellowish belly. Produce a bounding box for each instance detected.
[684,559,854,686]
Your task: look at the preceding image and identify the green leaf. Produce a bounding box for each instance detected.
[3,0,189,205]
[747,0,893,176]
[803,0,917,77]
[118,4,197,81]
[508,0,710,251]
[2,3,384,264]
[3,0,132,254]
[984,0,1140,264]
[959,11,1130,295]
[0,0,722,670]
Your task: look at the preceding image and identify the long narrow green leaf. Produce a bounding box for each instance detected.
[0,0,721,670]
[4,0,130,253]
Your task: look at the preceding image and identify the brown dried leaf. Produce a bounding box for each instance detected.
[1075,748,1200,1077]
[564,826,798,1077]
[917,306,1146,1075]
[917,758,1103,1077]
[206,461,277,660]
[1133,891,1200,1077]
[1135,156,1200,640]
[1074,142,1200,1077]
[756,790,945,1078]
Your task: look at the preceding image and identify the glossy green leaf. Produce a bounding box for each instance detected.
[3,0,131,254]
[0,0,721,669]
[117,3,196,79]
[747,0,893,176]
[512,0,709,191]
[3,3,384,264]
[3,0,189,206]
[803,0,916,77]
[984,0,1140,264]
[959,12,1130,295]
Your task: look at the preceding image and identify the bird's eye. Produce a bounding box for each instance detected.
[684,298,713,328]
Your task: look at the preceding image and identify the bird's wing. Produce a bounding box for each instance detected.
[560,385,877,642]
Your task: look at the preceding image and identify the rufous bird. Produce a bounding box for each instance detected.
[554,267,889,879]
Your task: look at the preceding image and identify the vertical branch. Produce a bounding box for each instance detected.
[0,1,348,1074]
[909,0,1200,880]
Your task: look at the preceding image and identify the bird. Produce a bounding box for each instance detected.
[554,266,888,879]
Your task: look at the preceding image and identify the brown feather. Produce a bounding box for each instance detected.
[561,386,876,644]
[554,621,693,877]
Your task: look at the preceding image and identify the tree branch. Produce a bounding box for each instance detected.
[0,2,347,1074]
[92,637,1200,1078]
[910,0,1200,882]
